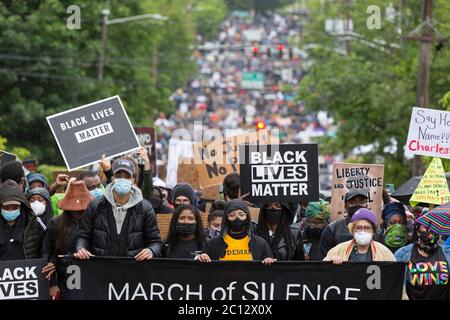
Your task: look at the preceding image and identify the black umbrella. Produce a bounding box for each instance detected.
[391,173,450,204]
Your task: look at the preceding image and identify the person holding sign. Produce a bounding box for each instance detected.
[162,204,206,259]
[381,202,410,253]
[256,202,305,261]
[0,180,43,261]
[196,199,275,265]
[42,179,94,299]
[324,208,395,264]
[302,200,330,261]
[395,221,450,300]
[318,189,384,260]
[74,158,162,261]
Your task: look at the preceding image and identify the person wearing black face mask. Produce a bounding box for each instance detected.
[162,204,206,259]
[196,199,275,265]
[256,202,305,261]
[395,222,450,300]
[302,200,330,261]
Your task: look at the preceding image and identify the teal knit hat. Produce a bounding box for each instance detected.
[306,199,330,220]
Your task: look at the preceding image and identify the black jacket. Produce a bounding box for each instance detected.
[317,217,384,260]
[42,214,81,286]
[257,203,305,261]
[0,180,43,260]
[76,196,162,257]
[203,199,273,260]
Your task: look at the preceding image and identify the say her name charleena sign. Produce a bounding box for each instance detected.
[47,96,140,171]
[239,144,319,203]
[406,107,450,159]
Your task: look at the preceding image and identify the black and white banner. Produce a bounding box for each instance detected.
[66,258,404,300]
[239,144,319,203]
[0,259,50,300]
[46,96,140,171]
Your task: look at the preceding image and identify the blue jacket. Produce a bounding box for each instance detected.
[394,243,450,263]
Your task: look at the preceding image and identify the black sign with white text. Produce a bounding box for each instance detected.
[66,258,404,300]
[239,144,319,203]
[46,96,140,171]
[134,127,157,176]
[0,259,50,300]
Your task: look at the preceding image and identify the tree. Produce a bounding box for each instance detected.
[0,0,226,166]
[298,0,450,186]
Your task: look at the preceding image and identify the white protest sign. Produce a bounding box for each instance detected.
[406,107,450,159]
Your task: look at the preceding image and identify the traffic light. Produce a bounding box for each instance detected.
[289,48,293,60]
[267,48,271,58]
[256,120,266,130]
[277,44,284,58]
[252,46,259,57]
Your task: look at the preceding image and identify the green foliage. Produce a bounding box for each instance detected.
[191,0,228,40]
[0,136,7,150]
[226,0,295,12]
[0,0,226,166]
[298,0,450,185]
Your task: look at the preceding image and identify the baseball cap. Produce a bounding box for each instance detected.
[345,189,369,202]
[112,159,136,176]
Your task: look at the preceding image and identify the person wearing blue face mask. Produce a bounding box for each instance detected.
[75,157,162,261]
[0,180,43,261]
[76,171,104,199]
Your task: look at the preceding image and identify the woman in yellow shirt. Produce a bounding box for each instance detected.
[196,199,275,265]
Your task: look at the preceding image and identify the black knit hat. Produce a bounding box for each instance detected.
[172,183,195,205]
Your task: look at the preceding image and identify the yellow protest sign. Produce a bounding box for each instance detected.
[410,157,450,206]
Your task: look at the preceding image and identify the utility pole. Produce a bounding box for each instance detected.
[152,46,158,84]
[407,0,433,176]
[344,0,351,55]
[97,10,168,81]
[98,9,110,80]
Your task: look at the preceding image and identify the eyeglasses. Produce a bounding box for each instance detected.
[227,212,247,221]
[354,226,373,232]
[175,199,190,205]
[265,203,282,210]
[307,222,326,229]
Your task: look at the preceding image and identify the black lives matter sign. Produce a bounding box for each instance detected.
[0,259,50,300]
[239,144,319,203]
[47,96,140,170]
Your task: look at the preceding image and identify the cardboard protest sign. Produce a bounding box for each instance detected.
[193,130,279,189]
[134,127,156,176]
[157,212,209,240]
[46,96,140,171]
[166,139,194,188]
[330,163,384,223]
[177,157,201,189]
[239,144,319,203]
[410,157,450,207]
[406,107,450,159]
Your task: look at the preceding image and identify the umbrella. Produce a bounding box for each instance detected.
[390,173,450,204]
[416,202,450,236]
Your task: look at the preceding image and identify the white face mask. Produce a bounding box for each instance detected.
[354,231,373,246]
[30,201,46,216]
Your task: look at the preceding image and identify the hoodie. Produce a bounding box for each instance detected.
[104,183,143,234]
[203,199,273,260]
[257,202,305,261]
[0,180,42,259]
[27,187,52,228]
